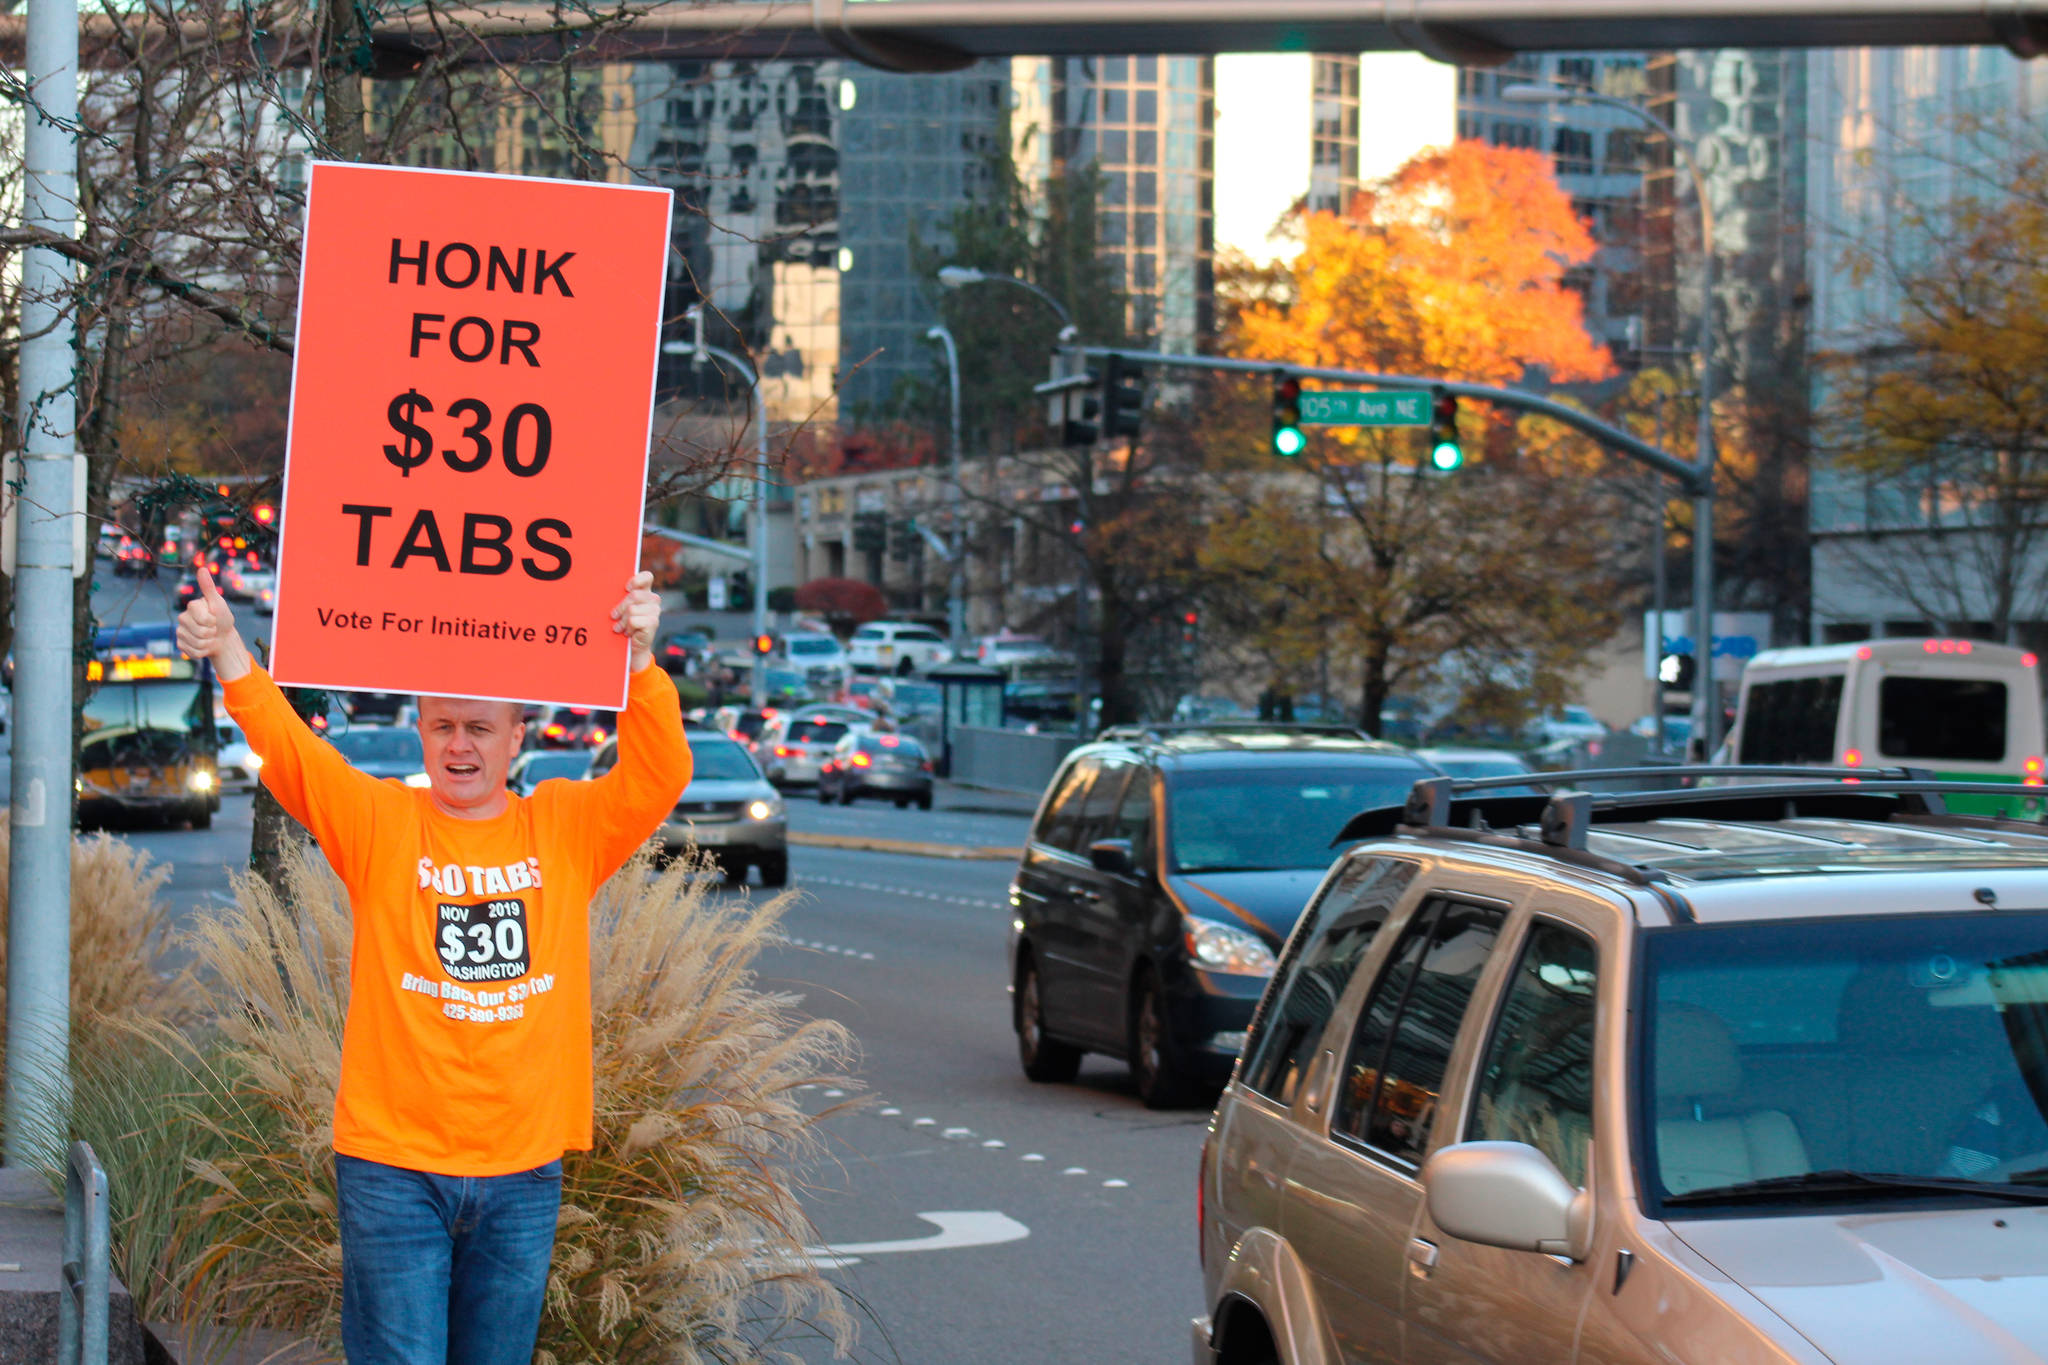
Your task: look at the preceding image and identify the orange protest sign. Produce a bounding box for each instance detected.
[269,163,673,709]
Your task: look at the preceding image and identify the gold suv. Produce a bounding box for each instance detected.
[1195,766,2048,1365]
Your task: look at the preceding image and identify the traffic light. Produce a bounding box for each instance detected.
[1102,356,1144,441]
[1271,373,1305,457]
[888,517,918,563]
[752,633,775,657]
[852,511,886,555]
[1426,390,1463,471]
[1062,388,1101,447]
[1181,609,1199,646]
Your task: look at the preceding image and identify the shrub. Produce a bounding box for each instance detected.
[55,841,860,1362]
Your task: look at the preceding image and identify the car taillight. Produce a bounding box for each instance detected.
[1842,748,1862,768]
[544,723,566,740]
[921,760,934,772]
[775,745,791,757]
[587,728,607,744]
[852,753,872,768]
[2027,757,2044,787]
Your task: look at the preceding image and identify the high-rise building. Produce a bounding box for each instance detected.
[627,57,1007,423]
[1011,55,1216,348]
[1457,52,1653,372]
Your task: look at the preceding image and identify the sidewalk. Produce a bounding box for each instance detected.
[783,780,1038,862]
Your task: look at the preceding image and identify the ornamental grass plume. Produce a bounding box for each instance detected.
[49,838,860,1362]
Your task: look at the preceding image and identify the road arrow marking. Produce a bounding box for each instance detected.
[804,1211,1029,1270]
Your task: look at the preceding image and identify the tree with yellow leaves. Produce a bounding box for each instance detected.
[1203,141,1631,733]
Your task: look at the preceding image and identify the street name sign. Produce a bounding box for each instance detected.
[1298,390,1431,427]
[270,162,673,709]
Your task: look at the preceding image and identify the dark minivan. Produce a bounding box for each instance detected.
[1007,728,1437,1107]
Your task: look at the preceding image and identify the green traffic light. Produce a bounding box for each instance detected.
[1274,426,1306,457]
[1429,440,1463,471]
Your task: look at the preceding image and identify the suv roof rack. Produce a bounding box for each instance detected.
[1333,766,2048,915]
[1094,721,1371,743]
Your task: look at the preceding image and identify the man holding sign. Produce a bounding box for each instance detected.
[179,564,692,1363]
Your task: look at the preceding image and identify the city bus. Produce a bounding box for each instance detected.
[78,624,219,829]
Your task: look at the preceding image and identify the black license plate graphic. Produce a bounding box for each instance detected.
[435,898,530,982]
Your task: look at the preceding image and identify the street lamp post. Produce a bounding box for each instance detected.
[936,265,1091,730]
[663,308,771,705]
[1504,82,1721,753]
[925,324,967,646]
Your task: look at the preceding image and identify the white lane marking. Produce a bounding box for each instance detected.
[793,873,1003,911]
[941,1126,974,1140]
[879,1108,901,1116]
[823,1089,846,1098]
[804,1211,1029,1270]
[982,1139,1006,1149]
[1061,1167,1087,1176]
[912,1117,936,1127]
[1020,1153,1044,1162]
[1102,1179,1129,1188]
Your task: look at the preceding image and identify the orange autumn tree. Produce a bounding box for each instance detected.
[1204,140,1628,733]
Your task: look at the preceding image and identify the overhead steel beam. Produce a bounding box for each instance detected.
[362,0,2048,69]
[14,0,2045,72]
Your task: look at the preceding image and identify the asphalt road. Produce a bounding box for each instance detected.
[768,844,1208,1365]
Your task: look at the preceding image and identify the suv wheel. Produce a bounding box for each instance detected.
[758,852,789,888]
[1130,973,1196,1109]
[896,656,916,676]
[1016,955,1083,1083]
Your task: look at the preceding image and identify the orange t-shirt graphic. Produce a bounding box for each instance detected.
[224,664,692,1176]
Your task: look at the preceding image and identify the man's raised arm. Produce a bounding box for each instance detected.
[177,567,387,874]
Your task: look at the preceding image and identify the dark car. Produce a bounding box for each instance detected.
[1007,729,1438,1108]
[111,534,154,577]
[535,707,616,749]
[819,731,933,808]
[656,627,714,674]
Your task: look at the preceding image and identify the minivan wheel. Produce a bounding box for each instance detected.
[1130,974,1197,1109]
[1017,956,1083,1083]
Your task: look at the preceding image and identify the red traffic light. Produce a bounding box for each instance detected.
[1183,611,1199,626]
[752,633,774,656]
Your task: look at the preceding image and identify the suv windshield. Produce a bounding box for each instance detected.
[1642,911,2048,1210]
[332,730,424,764]
[1168,759,1430,873]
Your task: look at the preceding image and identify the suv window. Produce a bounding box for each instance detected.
[1879,676,2007,761]
[852,626,883,641]
[1075,757,1135,850]
[903,629,944,644]
[1109,766,1154,857]
[1241,856,1418,1104]
[1034,757,1101,853]
[1466,920,1598,1186]
[1332,898,1507,1166]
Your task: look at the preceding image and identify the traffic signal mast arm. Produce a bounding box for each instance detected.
[1082,346,1707,494]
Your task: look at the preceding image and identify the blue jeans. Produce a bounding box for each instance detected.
[334,1153,561,1365]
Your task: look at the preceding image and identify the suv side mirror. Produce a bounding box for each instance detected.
[1087,837,1137,877]
[1423,1142,1592,1262]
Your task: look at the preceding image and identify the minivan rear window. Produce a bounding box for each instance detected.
[1738,676,1843,764]
[1879,676,2008,761]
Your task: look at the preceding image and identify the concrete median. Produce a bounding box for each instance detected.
[788,831,1022,861]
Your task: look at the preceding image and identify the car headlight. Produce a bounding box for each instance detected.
[404,772,433,788]
[1183,918,1277,975]
[187,769,215,792]
[747,798,783,820]
[245,752,263,771]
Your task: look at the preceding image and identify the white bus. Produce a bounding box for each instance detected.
[1723,638,2045,814]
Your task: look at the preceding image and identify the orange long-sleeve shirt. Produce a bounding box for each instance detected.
[224,664,692,1175]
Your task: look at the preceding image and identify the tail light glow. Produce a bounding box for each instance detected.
[851,753,872,768]
[1855,646,1873,660]
[2028,757,2044,787]
[775,745,791,757]
[1843,748,1863,768]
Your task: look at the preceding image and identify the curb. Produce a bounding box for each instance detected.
[788,832,1022,861]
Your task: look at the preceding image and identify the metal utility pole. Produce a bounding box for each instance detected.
[925,324,966,647]
[7,0,81,1166]
[664,310,770,705]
